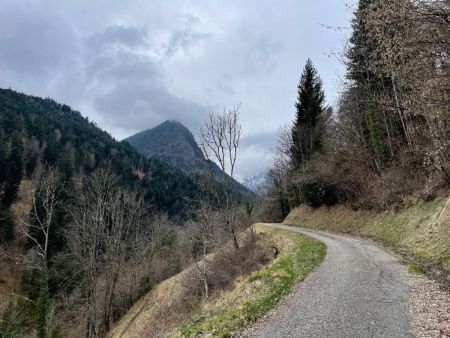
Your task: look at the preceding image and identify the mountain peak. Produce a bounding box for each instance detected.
[124,120,204,173]
[154,120,192,136]
[125,121,251,195]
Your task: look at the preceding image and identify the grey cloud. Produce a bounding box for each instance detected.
[252,37,284,61]
[241,131,278,151]
[88,51,209,135]
[0,0,355,177]
[87,25,149,50]
[0,4,77,80]
[163,15,210,58]
[236,130,279,178]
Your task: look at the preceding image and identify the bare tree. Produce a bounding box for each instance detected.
[199,104,242,248]
[264,126,293,219]
[18,169,64,338]
[22,169,62,264]
[199,104,242,178]
[185,202,224,299]
[67,168,149,338]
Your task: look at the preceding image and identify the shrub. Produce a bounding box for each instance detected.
[301,181,338,208]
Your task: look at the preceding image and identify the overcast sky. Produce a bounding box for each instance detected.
[0,0,355,179]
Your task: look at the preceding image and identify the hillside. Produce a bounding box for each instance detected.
[109,224,325,338]
[0,88,201,219]
[125,120,251,195]
[285,198,450,286]
[0,88,217,337]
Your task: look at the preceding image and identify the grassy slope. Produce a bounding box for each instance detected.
[109,224,326,338]
[175,224,326,337]
[285,198,450,283]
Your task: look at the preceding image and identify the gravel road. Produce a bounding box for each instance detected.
[245,224,412,338]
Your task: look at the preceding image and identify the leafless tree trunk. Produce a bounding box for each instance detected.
[199,104,242,249]
[185,201,224,299]
[21,169,62,264]
[67,168,149,338]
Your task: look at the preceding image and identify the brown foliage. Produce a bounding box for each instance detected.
[182,230,274,301]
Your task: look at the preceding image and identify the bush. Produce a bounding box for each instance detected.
[301,181,338,208]
[183,231,275,300]
[0,299,34,338]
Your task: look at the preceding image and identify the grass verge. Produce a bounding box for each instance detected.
[408,264,425,275]
[174,224,326,338]
[284,198,450,285]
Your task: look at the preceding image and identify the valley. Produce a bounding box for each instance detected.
[1,0,449,337]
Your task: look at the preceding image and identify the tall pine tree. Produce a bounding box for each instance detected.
[346,0,374,86]
[346,0,392,91]
[3,133,23,207]
[291,59,325,169]
[346,0,387,170]
[0,136,7,194]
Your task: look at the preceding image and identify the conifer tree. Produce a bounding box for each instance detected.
[346,0,375,86]
[3,133,23,207]
[346,0,387,170]
[290,59,325,169]
[36,267,49,338]
[0,137,7,194]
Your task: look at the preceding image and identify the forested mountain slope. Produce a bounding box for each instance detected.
[125,120,251,195]
[0,88,202,220]
[0,88,215,336]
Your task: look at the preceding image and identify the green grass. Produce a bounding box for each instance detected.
[408,264,425,275]
[285,198,450,281]
[174,226,326,338]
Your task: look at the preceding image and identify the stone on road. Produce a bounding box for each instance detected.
[246,224,412,338]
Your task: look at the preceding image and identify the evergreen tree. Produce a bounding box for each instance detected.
[0,301,27,338]
[346,0,387,169]
[346,0,374,86]
[290,59,325,169]
[0,137,8,194]
[36,268,49,338]
[0,207,15,244]
[3,133,23,207]
[346,0,391,91]
[367,103,385,170]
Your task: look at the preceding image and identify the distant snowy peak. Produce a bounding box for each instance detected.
[240,173,267,195]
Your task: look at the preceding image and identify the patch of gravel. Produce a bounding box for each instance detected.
[406,273,450,338]
[241,225,412,338]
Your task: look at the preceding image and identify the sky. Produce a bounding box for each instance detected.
[0,0,355,180]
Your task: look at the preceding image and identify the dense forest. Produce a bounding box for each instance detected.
[263,0,450,220]
[0,0,448,336]
[0,88,202,226]
[0,89,254,337]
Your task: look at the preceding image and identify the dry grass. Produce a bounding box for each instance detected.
[284,197,450,284]
[108,272,192,338]
[174,224,325,337]
[108,224,304,338]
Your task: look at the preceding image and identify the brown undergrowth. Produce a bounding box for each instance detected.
[108,224,290,338]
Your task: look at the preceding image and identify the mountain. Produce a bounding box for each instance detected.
[125,120,251,195]
[241,173,267,195]
[0,88,202,219]
[125,120,206,174]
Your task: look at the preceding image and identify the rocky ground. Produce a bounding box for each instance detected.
[407,273,450,338]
